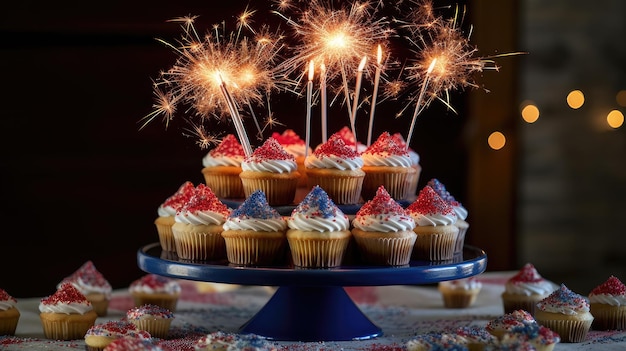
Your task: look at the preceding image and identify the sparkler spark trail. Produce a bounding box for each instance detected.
[140,13,293,147]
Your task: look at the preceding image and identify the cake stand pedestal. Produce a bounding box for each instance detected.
[137,243,487,341]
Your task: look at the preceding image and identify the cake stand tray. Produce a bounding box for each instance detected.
[137,243,487,341]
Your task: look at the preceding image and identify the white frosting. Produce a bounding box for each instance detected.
[589,294,626,306]
[157,205,176,217]
[288,213,350,232]
[408,149,420,165]
[0,300,17,311]
[304,154,363,170]
[504,280,558,296]
[241,159,297,173]
[452,204,468,221]
[352,214,415,232]
[175,210,227,226]
[440,278,482,291]
[62,278,112,298]
[202,154,244,167]
[38,301,93,315]
[223,217,287,232]
[361,153,412,167]
[410,212,457,226]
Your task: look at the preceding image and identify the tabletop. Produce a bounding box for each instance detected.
[1,271,625,350]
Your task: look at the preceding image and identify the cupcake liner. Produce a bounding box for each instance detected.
[590,303,626,330]
[221,232,286,266]
[39,311,98,341]
[154,216,176,252]
[201,166,245,199]
[172,224,226,261]
[0,308,20,336]
[534,318,593,343]
[454,220,469,254]
[305,168,365,205]
[352,232,416,266]
[412,226,459,261]
[440,290,479,309]
[129,318,172,339]
[239,171,300,206]
[361,166,417,201]
[406,164,422,200]
[287,235,351,268]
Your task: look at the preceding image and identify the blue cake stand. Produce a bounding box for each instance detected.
[137,242,487,342]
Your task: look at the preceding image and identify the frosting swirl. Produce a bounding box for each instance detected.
[287,186,350,232]
[157,181,195,217]
[352,186,415,232]
[223,190,287,232]
[175,184,231,226]
[202,134,245,167]
[241,137,297,173]
[129,274,181,295]
[589,275,626,306]
[536,284,590,315]
[361,132,412,167]
[305,133,363,170]
[0,289,17,311]
[504,263,558,296]
[57,261,112,298]
[439,277,482,291]
[406,186,457,226]
[39,283,93,315]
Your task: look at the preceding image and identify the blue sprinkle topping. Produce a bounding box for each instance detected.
[230,190,281,219]
[293,186,340,219]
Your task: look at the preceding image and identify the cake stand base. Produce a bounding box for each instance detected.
[239,286,381,341]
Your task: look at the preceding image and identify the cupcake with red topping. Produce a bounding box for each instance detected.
[501,263,558,316]
[39,282,98,340]
[304,132,365,204]
[171,184,231,261]
[427,178,469,255]
[392,133,421,199]
[453,326,498,351]
[272,129,312,188]
[360,131,418,201]
[221,190,288,266]
[505,322,561,351]
[129,274,181,312]
[0,288,20,336]
[406,185,459,261]
[154,181,196,252]
[485,309,537,340]
[239,137,300,206]
[351,185,417,266]
[331,126,367,153]
[201,134,246,199]
[286,185,352,267]
[84,320,151,351]
[535,284,594,343]
[588,275,626,330]
[57,260,113,317]
[126,304,174,339]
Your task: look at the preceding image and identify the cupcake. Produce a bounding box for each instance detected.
[588,275,626,330]
[391,132,421,199]
[194,331,237,351]
[501,263,558,316]
[126,304,174,339]
[201,134,246,199]
[171,183,230,261]
[84,320,151,351]
[272,129,312,188]
[453,326,498,351]
[239,137,300,206]
[405,332,466,351]
[0,288,20,336]
[485,309,537,340]
[129,274,181,312]
[438,277,483,308]
[57,260,112,317]
[406,185,459,261]
[104,338,165,351]
[505,322,561,351]
[304,132,365,204]
[351,185,417,266]
[221,190,287,266]
[286,185,352,268]
[332,126,367,153]
[154,181,196,252]
[427,178,469,255]
[360,131,417,201]
[39,282,98,340]
[535,284,594,343]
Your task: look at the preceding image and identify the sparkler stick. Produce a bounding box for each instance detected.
[305,60,314,158]
[320,63,328,143]
[219,75,253,157]
[367,45,383,147]
[405,58,437,150]
[349,56,367,151]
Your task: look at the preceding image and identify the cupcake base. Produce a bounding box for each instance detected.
[501,292,547,316]
[84,293,110,317]
[439,286,481,308]
[131,292,180,312]
[0,307,20,336]
[590,303,626,330]
[534,310,594,343]
[172,222,226,261]
[412,225,459,261]
[305,168,365,205]
[221,229,287,266]
[286,229,351,268]
[351,228,417,266]
[239,170,300,206]
[201,165,244,199]
[39,311,98,340]
[155,216,176,252]
[361,165,417,201]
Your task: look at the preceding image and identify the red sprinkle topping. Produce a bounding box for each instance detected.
[246,137,295,162]
[334,126,357,146]
[41,283,89,305]
[508,263,545,283]
[60,261,111,289]
[356,186,407,216]
[406,186,455,216]
[209,134,244,157]
[0,288,16,302]
[314,133,361,159]
[179,184,230,216]
[590,275,626,296]
[363,131,409,156]
[271,129,305,146]
[130,274,178,289]
[162,181,196,209]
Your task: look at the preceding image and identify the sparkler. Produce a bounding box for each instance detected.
[320,63,328,143]
[305,60,314,158]
[367,44,383,146]
[349,56,367,151]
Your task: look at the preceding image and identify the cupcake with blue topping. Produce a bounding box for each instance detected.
[221,190,287,266]
[427,178,469,255]
[535,284,594,343]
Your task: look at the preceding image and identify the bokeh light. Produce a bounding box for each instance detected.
[567,90,585,109]
[616,90,626,107]
[607,110,624,129]
[521,103,540,123]
[488,131,506,150]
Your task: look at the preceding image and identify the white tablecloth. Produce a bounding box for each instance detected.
[2,271,625,350]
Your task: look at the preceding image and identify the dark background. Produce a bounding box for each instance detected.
[2,1,473,297]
